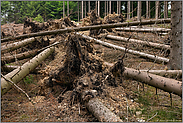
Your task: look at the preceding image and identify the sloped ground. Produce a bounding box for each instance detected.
[1,22,182,122]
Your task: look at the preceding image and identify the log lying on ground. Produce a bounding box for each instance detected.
[86,98,123,122]
[106,35,170,50]
[1,49,38,66]
[104,62,182,97]
[76,32,169,63]
[115,27,171,33]
[1,46,55,95]
[1,19,171,42]
[1,65,40,74]
[1,37,37,54]
[139,70,182,77]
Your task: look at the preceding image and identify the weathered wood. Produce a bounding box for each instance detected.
[104,62,182,97]
[1,46,55,95]
[1,37,36,54]
[106,34,170,50]
[115,27,171,33]
[86,98,123,122]
[139,70,182,77]
[1,19,171,42]
[1,49,38,66]
[76,32,169,63]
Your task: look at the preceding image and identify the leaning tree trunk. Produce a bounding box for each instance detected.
[104,62,182,97]
[1,19,171,42]
[105,35,170,50]
[76,32,169,63]
[168,1,182,70]
[1,46,55,95]
[1,37,37,54]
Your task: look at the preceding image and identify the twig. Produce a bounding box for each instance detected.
[124,96,129,122]
[146,112,158,122]
[1,74,31,101]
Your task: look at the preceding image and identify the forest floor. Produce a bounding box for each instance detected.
[1,22,182,122]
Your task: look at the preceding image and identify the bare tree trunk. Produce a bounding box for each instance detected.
[78,1,79,22]
[1,19,171,42]
[109,1,111,14]
[1,46,55,95]
[98,1,100,16]
[168,1,182,70]
[88,1,90,13]
[137,1,141,21]
[86,98,123,122]
[105,1,106,16]
[148,1,151,18]
[1,37,36,54]
[127,1,130,20]
[155,1,159,19]
[131,1,133,17]
[107,1,109,15]
[105,62,182,97]
[1,49,38,66]
[63,1,65,18]
[115,27,171,33]
[67,1,69,16]
[164,1,168,19]
[85,1,86,18]
[146,1,149,19]
[117,1,119,14]
[82,1,83,19]
[76,32,169,63]
[119,1,121,14]
[96,1,97,14]
[106,34,170,50]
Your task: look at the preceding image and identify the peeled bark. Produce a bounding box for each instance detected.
[1,19,171,42]
[1,46,55,95]
[115,27,171,33]
[76,32,169,63]
[1,37,36,54]
[106,34,170,50]
[1,49,38,66]
[104,62,182,97]
[86,98,123,122]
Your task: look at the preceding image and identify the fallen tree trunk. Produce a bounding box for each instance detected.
[1,19,171,42]
[1,37,36,54]
[104,62,182,97]
[86,98,123,122]
[1,65,41,74]
[76,32,169,63]
[1,49,38,66]
[115,27,171,33]
[106,35,170,50]
[1,46,55,95]
[139,70,182,77]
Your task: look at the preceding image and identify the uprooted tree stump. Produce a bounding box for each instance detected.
[39,34,125,122]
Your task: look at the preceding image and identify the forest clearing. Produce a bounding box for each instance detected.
[1,1,182,122]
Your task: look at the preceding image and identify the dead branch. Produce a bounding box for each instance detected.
[1,19,171,42]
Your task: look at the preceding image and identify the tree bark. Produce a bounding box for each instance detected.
[146,1,149,19]
[127,1,130,20]
[117,1,119,14]
[106,34,170,50]
[86,98,123,122]
[1,37,36,54]
[1,46,55,95]
[67,1,69,16]
[88,1,90,13]
[139,70,182,78]
[131,1,133,17]
[168,1,182,70]
[1,49,38,66]
[164,1,168,19]
[76,32,169,63]
[1,19,171,42]
[137,1,141,21]
[107,1,109,15]
[96,1,97,14]
[115,27,171,33]
[104,62,182,97]
[82,1,83,19]
[105,1,106,16]
[155,1,159,19]
[78,1,79,22]
[63,1,65,18]
[109,1,111,14]
[85,1,86,18]
[98,1,100,17]
[119,1,121,14]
